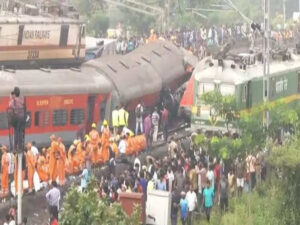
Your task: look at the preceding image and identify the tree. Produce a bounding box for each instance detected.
[201,90,238,131]
[60,178,141,225]
[88,11,110,37]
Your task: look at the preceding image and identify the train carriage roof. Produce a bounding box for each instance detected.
[0,66,112,97]
[86,54,162,105]
[0,14,82,24]
[131,41,186,85]
[194,54,300,85]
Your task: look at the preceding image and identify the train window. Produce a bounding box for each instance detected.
[298,73,300,93]
[220,84,235,95]
[59,25,69,47]
[53,110,68,126]
[17,25,24,45]
[100,101,107,124]
[242,85,247,102]
[25,111,31,128]
[0,112,8,130]
[34,111,50,127]
[81,25,86,38]
[198,83,214,96]
[270,77,276,98]
[276,79,283,93]
[283,77,288,91]
[70,109,85,125]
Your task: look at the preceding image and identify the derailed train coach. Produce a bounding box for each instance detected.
[0,40,196,147]
[88,40,192,111]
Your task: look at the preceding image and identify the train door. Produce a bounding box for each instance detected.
[246,81,252,108]
[75,25,85,59]
[86,95,96,132]
[60,25,69,47]
[298,72,300,93]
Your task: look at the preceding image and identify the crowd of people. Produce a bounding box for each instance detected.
[92,130,268,225]
[115,22,300,62]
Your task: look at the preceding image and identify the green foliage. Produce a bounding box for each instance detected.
[201,90,238,131]
[118,8,156,35]
[88,11,110,37]
[202,135,300,225]
[60,177,141,225]
[193,133,207,147]
[239,112,266,151]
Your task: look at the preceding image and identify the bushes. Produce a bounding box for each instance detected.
[60,178,141,225]
[204,136,300,225]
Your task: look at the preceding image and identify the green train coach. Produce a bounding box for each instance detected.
[189,51,300,132]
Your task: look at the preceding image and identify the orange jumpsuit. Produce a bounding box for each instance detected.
[68,145,79,174]
[148,34,158,42]
[101,127,111,163]
[49,141,59,182]
[58,142,66,185]
[1,150,9,194]
[89,129,100,164]
[137,134,146,152]
[37,155,49,182]
[26,150,36,191]
[85,143,93,164]
[126,136,134,155]
[110,142,119,158]
[76,142,85,169]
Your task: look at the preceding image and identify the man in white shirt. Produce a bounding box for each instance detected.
[46,181,61,221]
[151,108,160,142]
[186,184,197,225]
[206,165,215,188]
[31,141,39,157]
[134,153,141,174]
[135,103,144,135]
[118,135,127,156]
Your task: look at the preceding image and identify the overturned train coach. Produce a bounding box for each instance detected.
[0,40,196,147]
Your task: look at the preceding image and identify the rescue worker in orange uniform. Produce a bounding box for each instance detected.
[68,140,80,174]
[26,142,36,192]
[37,150,49,182]
[126,132,134,156]
[89,123,100,164]
[57,137,66,186]
[148,29,158,42]
[101,120,111,163]
[76,140,85,170]
[1,146,9,195]
[109,137,119,158]
[49,134,59,183]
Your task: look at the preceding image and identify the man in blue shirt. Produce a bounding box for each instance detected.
[203,180,214,222]
[140,172,148,199]
[180,192,188,225]
[156,176,166,191]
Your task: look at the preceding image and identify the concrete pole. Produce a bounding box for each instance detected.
[17,153,22,225]
[283,0,286,29]
[263,0,270,128]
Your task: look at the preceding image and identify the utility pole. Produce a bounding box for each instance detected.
[17,152,22,225]
[166,0,170,34]
[263,0,270,128]
[283,0,286,29]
